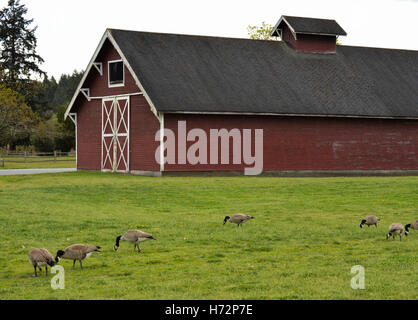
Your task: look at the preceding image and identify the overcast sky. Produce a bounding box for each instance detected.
[1,0,418,79]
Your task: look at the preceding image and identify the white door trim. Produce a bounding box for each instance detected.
[101,96,130,173]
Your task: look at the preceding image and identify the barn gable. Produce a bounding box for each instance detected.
[65,30,158,121]
[66,31,161,173]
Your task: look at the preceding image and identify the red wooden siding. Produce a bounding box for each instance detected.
[282,24,337,54]
[75,98,101,170]
[163,114,418,172]
[73,39,160,171]
[129,95,160,172]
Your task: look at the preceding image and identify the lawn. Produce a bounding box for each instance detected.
[0,172,416,300]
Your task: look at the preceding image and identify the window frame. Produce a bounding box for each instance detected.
[108,59,125,88]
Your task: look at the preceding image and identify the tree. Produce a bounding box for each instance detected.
[52,70,83,106]
[0,84,38,148]
[55,104,75,152]
[247,22,277,40]
[0,0,45,87]
[30,117,58,152]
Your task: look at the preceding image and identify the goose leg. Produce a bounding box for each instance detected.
[34,265,37,277]
[73,260,76,268]
[79,260,83,269]
[45,266,48,276]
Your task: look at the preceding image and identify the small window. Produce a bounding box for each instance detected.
[108,60,124,87]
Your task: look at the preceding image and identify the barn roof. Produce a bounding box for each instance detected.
[271,16,347,37]
[66,28,418,119]
[108,29,418,118]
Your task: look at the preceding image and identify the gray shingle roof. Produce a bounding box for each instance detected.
[110,29,418,118]
[276,16,347,36]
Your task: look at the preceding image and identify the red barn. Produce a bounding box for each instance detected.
[64,15,418,176]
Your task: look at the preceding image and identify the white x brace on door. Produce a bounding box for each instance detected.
[101,96,130,172]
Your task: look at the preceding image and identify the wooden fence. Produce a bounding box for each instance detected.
[0,151,76,167]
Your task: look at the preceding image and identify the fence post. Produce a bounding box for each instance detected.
[54,151,57,162]
[24,151,27,163]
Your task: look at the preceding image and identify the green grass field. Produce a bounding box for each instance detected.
[0,172,416,300]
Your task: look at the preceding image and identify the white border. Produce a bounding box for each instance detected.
[93,62,103,75]
[68,113,78,169]
[159,112,164,172]
[108,59,125,88]
[101,96,130,173]
[162,110,418,120]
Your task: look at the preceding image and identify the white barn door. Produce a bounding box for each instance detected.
[101,96,130,173]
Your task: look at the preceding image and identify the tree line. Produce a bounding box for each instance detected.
[0,0,82,152]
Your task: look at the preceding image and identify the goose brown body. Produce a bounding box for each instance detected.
[28,248,55,276]
[55,244,101,269]
[405,220,418,236]
[360,215,379,228]
[223,214,254,227]
[114,230,156,252]
[386,223,404,241]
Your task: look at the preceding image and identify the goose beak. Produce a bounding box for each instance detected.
[114,245,119,251]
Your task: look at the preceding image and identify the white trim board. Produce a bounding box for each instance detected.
[93,62,103,75]
[159,112,164,172]
[68,113,78,169]
[162,110,418,120]
[107,59,124,88]
[87,92,142,100]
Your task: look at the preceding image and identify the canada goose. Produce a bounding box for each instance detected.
[114,230,156,252]
[223,214,254,227]
[405,220,418,236]
[360,215,379,228]
[55,244,101,269]
[28,248,55,277]
[386,223,404,241]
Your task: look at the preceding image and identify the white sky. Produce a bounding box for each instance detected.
[1,0,418,79]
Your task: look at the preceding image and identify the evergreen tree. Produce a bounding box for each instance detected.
[0,0,45,87]
[52,70,83,106]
